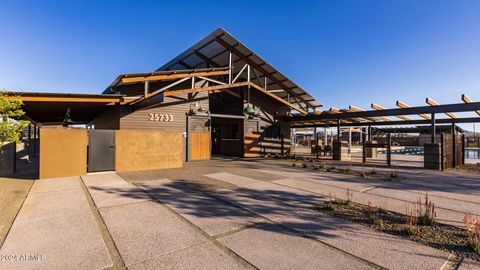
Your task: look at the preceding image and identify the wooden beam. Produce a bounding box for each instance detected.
[396,100,431,120]
[164,82,250,97]
[287,102,480,122]
[462,94,480,116]
[291,117,480,128]
[426,98,458,119]
[326,107,353,123]
[211,89,242,99]
[14,96,121,103]
[121,70,229,84]
[371,103,411,121]
[248,82,308,115]
[215,37,318,112]
[162,81,307,114]
[349,105,388,122]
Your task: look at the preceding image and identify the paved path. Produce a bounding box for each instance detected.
[82,173,246,270]
[0,177,111,270]
[2,158,480,269]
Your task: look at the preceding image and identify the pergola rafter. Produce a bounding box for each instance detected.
[397,100,431,120]
[426,98,458,119]
[371,103,411,121]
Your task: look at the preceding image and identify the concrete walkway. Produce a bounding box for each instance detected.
[1,158,480,269]
[135,178,374,270]
[0,177,111,270]
[82,173,246,270]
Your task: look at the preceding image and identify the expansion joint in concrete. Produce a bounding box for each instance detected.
[440,254,463,270]
[125,179,259,270]
[203,192,385,270]
[79,176,126,270]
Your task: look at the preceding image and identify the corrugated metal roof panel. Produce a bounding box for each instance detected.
[156,28,322,109]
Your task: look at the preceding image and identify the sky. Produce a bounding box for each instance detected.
[1,0,480,130]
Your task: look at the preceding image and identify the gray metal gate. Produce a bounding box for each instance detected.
[88,130,115,172]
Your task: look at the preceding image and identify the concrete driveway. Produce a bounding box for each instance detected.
[1,158,479,269]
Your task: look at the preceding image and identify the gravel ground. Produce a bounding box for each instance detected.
[0,178,33,247]
[313,200,480,262]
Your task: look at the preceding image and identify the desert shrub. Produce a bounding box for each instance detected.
[416,194,436,226]
[367,201,384,226]
[464,215,480,253]
[346,189,353,204]
[390,166,399,179]
[404,205,418,236]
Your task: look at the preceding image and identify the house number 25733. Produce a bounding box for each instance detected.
[148,113,173,122]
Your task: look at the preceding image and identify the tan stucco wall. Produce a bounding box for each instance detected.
[115,130,183,172]
[39,128,87,179]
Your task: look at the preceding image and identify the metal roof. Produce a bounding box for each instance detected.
[156,28,322,110]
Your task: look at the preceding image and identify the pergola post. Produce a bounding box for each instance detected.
[387,133,392,166]
[324,125,328,146]
[314,126,319,159]
[348,126,352,146]
[33,125,38,157]
[362,133,366,164]
[359,127,363,144]
[431,113,436,144]
[337,119,341,141]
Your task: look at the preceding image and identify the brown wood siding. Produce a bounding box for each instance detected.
[93,107,120,130]
[119,92,209,161]
[119,92,209,131]
[209,89,243,115]
[242,89,291,156]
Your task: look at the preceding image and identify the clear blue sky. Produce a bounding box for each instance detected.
[1,0,480,129]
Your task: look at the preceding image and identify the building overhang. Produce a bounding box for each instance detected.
[6,92,124,125]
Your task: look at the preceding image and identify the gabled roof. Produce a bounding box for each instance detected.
[156,28,322,111]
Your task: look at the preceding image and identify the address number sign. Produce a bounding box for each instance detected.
[148,113,173,122]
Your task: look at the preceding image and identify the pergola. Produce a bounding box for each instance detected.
[286,95,480,166]
[288,94,480,141]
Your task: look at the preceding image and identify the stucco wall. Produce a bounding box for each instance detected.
[39,128,87,179]
[115,130,183,172]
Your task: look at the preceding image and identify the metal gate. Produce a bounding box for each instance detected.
[88,130,115,172]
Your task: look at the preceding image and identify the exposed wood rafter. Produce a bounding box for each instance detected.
[371,103,411,121]
[121,70,229,84]
[214,37,318,113]
[396,100,431,120]
[426,98,457,119]
[461,94,480,116]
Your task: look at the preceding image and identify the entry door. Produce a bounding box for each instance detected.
[88,130,115,172]
[189,133,211,161]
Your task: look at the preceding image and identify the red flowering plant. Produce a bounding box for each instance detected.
[464,215,480,253]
